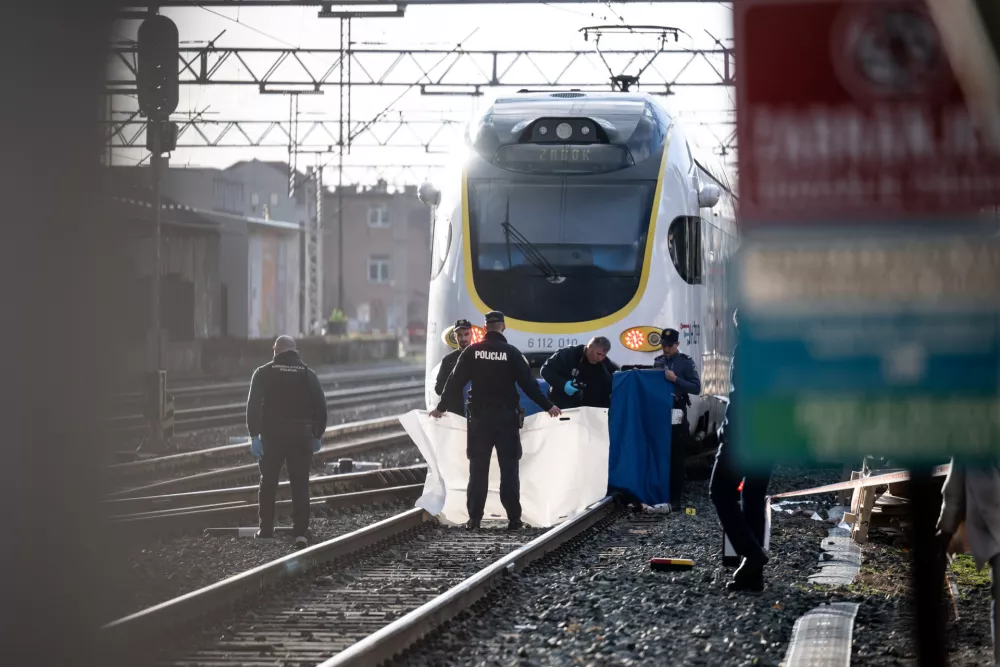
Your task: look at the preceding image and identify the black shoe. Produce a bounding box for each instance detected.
[726,555,767,593]
[508,519,524,531]
[466,519,481,531]
[293,535,308,550]
[255,529,274,540]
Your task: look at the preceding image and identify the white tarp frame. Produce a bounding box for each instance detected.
[399,407,610,528]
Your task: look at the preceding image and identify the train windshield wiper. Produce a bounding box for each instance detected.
[501,197,565,283]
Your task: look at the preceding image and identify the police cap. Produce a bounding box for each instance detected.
[660,328,680,346]
[485,311,505,324]
[454,319,472,330]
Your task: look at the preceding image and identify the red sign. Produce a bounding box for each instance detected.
[736,0,1000,223]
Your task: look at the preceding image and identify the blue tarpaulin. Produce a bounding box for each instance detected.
[461,379,551,416]
[607,369,674,506]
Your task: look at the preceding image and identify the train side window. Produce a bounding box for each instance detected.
[430,212,453,279]
[667,216,703,285]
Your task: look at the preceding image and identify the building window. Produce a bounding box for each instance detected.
[368,205,390,228]
[368,255,391,283]
[270,192,279,207]
[213,178,244,213]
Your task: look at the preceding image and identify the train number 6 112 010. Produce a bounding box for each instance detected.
[526,337,579,349]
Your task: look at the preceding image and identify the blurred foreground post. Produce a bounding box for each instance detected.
[735,2,1000,665]
[0,1,127,665]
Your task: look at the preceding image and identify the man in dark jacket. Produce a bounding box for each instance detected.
[652,327,702,509]
[246,335,328,549]
[540,337,619,409]
[710,309,772,592]
[434,319,475,416]
[430,311,561,530]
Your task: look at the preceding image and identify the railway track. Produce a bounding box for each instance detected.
[106,416,410,489]
[102,497,620,666]
[106,465,428,538]
[108,429,414,498]
[109,369,425,435]
[111,365,424,410]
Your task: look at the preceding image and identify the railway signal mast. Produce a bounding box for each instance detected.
[137,12,180,453]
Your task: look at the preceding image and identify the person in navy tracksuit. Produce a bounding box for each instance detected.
[652,327,701,509]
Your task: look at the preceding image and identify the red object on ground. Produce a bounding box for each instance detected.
[649,557,695,572]
[735,0,1000,225]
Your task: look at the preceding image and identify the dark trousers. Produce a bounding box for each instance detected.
[258,432,313,537]
[709,437,771,564]
[670,423,689,507]
[467,408,522,523]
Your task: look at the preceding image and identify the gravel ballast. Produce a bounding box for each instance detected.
[848,533,996,666]
[397,467,845,667]
[101,500,416,624]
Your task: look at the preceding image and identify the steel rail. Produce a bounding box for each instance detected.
[321,496,618,667]
[107,429,413,498]
[108,380,424,434]
[101,497,619,663]
[101,507,432,658]
[106,414,403,480]
[108,484,426,539]
[110,364,423,404]
[104,464,428,515]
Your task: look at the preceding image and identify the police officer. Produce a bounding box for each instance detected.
[540,336,619,409]
[430,311,561,530]
[433,319,475,416]
[653,327,702,510]
[710,309,771,592]
[246,335,328,549]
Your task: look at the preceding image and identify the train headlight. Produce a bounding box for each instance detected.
[619,326,662,353]
[556,122,573,139]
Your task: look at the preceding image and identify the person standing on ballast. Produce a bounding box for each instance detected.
[709,310,772,592]
[653,327,702,510]
[430,311,561,530]
[433,318,475,416]
[246,335,328,549]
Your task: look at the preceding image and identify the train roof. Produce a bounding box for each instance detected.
[472,91,672,148]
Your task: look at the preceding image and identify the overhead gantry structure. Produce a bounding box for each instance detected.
[106,0,734,334]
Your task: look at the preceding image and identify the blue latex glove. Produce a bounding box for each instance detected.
[564,380,579,396]
[311,437,322,454]
[250,436,263,460]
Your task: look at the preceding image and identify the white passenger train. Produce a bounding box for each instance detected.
[419,91,739,440]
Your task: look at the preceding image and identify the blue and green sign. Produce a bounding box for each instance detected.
[733,232,1000,466]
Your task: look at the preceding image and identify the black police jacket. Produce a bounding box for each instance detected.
[652,351,702,414]
[540,344,619,409]
[720,345,737,444]
[437,331,554,413]
[434,348,467,416]
[246,350,329,440]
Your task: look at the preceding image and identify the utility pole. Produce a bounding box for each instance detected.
[337,17,351,313]
[137,11,179,454]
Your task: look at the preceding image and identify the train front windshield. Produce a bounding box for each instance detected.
[468,179,656,323]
